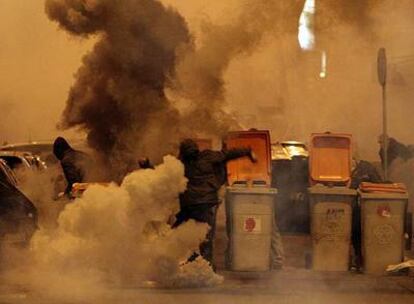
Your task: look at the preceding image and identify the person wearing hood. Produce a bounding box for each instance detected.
[378,136,414,170]
[138,157,154,169]
[53,137,92,196]
[173,138,256,269]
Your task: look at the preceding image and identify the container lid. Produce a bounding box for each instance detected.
[359,182,407,194]
[358,190,409,200]
[309,133,352,184]
[224,130,272,186]
[226,186,277,195]
[308,185,357,196]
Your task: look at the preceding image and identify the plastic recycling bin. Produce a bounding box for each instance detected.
[360,191,408,274]
[225,185,277,271]
[224,129,277,272]
[309,185,356,271]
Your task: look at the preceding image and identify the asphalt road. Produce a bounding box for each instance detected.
[0,268,413,304]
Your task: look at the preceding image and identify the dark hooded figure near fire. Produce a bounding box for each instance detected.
[53,137,93,195]
[173,139,256,269]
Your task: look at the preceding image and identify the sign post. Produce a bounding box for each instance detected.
[377,48,388,180]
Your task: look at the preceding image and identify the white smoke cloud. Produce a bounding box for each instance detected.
[4,155,222,300]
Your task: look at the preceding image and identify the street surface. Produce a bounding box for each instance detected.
[0,268,413,304]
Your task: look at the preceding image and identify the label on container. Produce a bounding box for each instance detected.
[317,208,346,241]
[326,208,345,221]
[377,205,391,218]
[243,216,262,233]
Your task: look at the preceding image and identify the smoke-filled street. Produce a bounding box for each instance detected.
[0,268,414,304]
[1,0,414,303]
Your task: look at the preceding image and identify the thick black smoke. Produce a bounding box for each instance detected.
[46,0,381,178]
[46,0,307,177]
[45,0,191,176]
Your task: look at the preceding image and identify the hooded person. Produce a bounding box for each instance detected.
[378,136,413,170]
[351,159,383,189]
[138,157,155,170]
[53,137,93,196]
[173,138,256,269]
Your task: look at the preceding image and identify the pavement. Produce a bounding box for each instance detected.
[0,268,413,304]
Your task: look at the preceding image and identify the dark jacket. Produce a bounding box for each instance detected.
[179,147,252,207]
[138,158,154,169]
[379,137,413,168]
[350,160,383,189]
[53,137,92,194]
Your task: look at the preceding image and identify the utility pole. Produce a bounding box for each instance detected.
[377,48,388,180]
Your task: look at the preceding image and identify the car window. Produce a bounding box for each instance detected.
[0,156,25,170]
[0,160,18,186]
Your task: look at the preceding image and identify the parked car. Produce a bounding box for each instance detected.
[0,159,37,248]
[0,159,18,187]
[1,139,88,167]
[1,141,56,166]
[0,140,89,197]
[0,151,47,172]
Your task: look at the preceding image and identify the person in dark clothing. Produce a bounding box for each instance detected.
[53,137,92,196]
[138,157,154,169]
[379,136,414,169]
[173,139,256,268]
[350,160,382,189]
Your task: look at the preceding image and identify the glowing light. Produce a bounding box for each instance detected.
[320,50,327,78]
[298,0,315,50]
